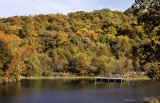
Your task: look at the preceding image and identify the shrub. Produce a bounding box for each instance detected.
[146,62,160,80]
[0,69,4,76]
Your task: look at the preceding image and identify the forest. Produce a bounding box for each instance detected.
[0,0,159,81]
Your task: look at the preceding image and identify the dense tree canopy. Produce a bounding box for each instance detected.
[0,0,159,80]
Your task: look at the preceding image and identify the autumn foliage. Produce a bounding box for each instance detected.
[0,0,159,79]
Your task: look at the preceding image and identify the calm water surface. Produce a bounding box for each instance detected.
[0,79,160,103]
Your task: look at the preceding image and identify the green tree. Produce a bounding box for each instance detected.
[146,62,160,80]
[69,52,91,75]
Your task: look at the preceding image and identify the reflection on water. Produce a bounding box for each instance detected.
[0,79,160,103]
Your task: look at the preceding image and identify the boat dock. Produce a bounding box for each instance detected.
[95,76,126,83]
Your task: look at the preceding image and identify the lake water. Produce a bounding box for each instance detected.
[0,79,160,103]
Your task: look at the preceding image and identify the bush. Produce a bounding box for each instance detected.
[23,68,42,77]
[146,62,160,80]
[42,69,52,77]
[0,69,4,76]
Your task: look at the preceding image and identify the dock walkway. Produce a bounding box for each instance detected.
[95,76,126,83]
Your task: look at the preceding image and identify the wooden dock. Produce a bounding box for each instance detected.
[95,76,126,83]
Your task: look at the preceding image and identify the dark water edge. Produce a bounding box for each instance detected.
[0,79,160,103]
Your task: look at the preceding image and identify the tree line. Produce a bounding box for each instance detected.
[0,0,159,80]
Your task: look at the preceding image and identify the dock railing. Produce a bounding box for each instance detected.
[95,75,126,83]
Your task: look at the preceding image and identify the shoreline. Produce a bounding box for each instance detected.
[20,76,151,81]
[126,76,151,81]
[20,76,95,80]
[0,75,151,84]
[0,77,18,84]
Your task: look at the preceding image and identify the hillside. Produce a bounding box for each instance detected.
[0,0,159,81]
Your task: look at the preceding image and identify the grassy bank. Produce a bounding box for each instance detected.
[0,73,151,84]
[0,76,94,84]
[20,75,150,81]
[126,76,150,81]
[20,76,95,80]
